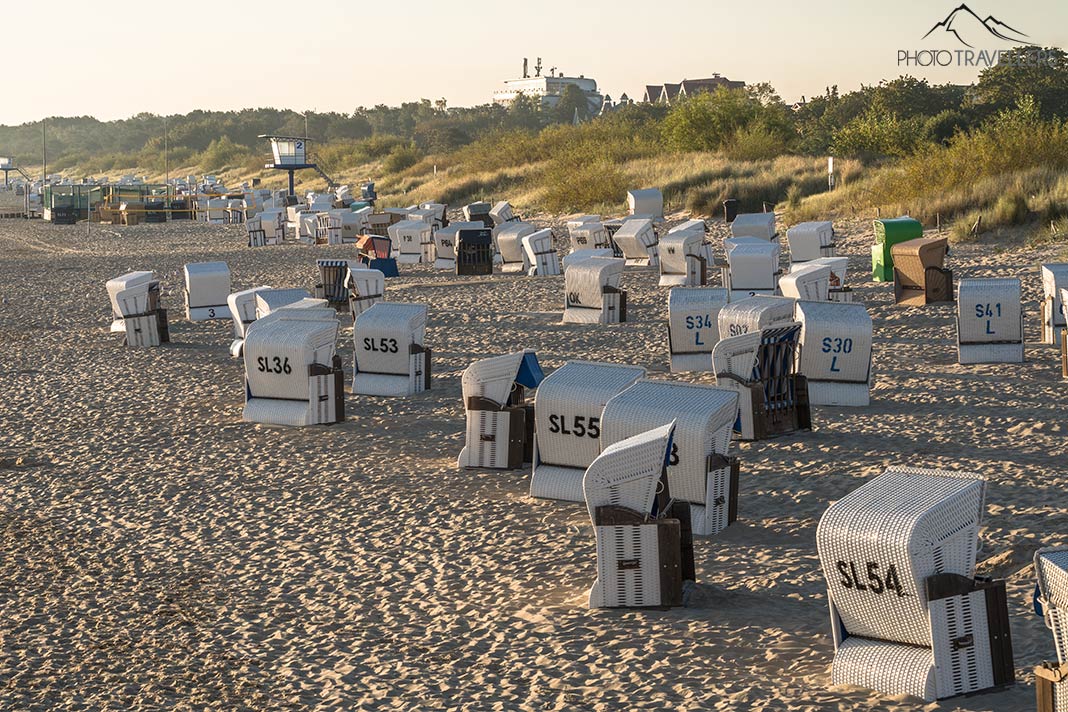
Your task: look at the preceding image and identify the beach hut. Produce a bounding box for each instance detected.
[816,467,1014,701]
[529,361,646,503]
[563,257,626,324]
[718,295,795,340]
[494,222,537,274]
[432,222,483,270]
[106,271,169,348]
[872,216,923,282]
[602,381,739,536]
[522,229,561,276]
[956,278,1023,364]
[612,218,659,267]
[712,323,811,440]
[352,302,431,397]
[658,221,713,287]
[241,309,344,426]
[389,220,434,264]
[730,212,777,241]
[626,188,663,219]
[779,263,831,301]
[584,423,693,608]
[456,228,494,276]
[183,262,231,321]
[723,238,781,299]
[795,301,873,406]
[227,285,272,357]
[667,287,729,372]
[892,237,953,306]
[786,221,836,263]
[1041,264,1068,345]
[457,350,544,470]
[1034,547,1068,710]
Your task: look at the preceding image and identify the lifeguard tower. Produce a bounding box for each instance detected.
[0,157,29,187]
[260,135,334,197]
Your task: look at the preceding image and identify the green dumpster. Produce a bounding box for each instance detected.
[872,217,923,282]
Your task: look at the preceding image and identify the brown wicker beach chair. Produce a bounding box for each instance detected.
[892,237,953,306]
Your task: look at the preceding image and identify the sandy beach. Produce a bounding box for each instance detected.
[0,203,1063,711]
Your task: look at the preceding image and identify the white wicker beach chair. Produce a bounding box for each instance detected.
[259,209,286,244]
[432,222,482,270]
[563,257,627,324]
[242,309,344,426]
[1042,265,1068,345]
[522,229,561,276]
[495,222,537,273]
[626,188,663,219]
[795,301,873,406]
[612,218,659,267]
[344,267,385,319]
[780,263,831,301]
[255,288,312,320]
[658,222,713,287]
[712,322,811,440]
[106,271,169,348]
[723,238,782,299]
[457,350,545,470]
[313,259,359,311]
[529,361,646,502]
[246,216,268,247]
[602,381,739,536]
[731,212,777,241]
[389,219,434,264]
[787,221,836,263]
[490,201,517,226]
[418,202,447,230]
[718,295,796,340]
[227,285,272,357]
[817,466,1014,702]
[570,221,611,252]
[562,248,614,269]
[796,257,852,302]
[1035,547,1068,710]
[956,278,1023,364]
[183,262,231,322]
[668,287,730,372]
[352,302,431,397]
[316,212,343,245]
[462,201,494,228]
[584,422,693,608]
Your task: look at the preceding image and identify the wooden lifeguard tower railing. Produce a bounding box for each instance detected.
[0,156,31,186]
[259,135,336,197]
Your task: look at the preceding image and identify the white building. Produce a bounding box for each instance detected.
[493,58,603,116]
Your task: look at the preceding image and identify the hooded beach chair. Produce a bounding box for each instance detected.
[779,263,831,301]
[259,209,286,244]
[730,212,777,241]
[956,278,1023,364]
[490,201,518,226]
[456,228,494,275]
[816,466,1014,702]
[227,285,272,357]
[389,219,434,264]
[457,350,544,470]
[795,300,873,406]
[357,235,399,278]
[569,221,611,253]
[418,202,447,230]
[106,271,169,348]
[602,381,739,537]
[892,237,953,306]
[344,267,385,319]
[562,248,614,269]
[432,221,482,270]
[241,309,344,426]
[529,361,646,503]
[316,212,343,245]
[255,288,312,320]
[658,221,713,286]
[522,228,561,276]
[799,257,852,303]
[1034,547,1068,711]
[717,295,796,340]
[563,257,626,324]
[352,302,431,397]
[462,201,494,229]
[612,218,659,267]
[787,221,836,263]
[495,222,536,274]
[873,216,923,282]
[1041,264,1068,345]
[668,287,729,373]
[626,188,663,219]
[183,262,231,322]
[313,259,359,311]
[712,322,811,440]
[584,422,695,609]
[723,238,782,299]
[246,216,268,247]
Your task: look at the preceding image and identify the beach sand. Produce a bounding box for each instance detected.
[0,204,1061,710]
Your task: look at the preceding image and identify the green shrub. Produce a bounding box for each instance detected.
[383,144,421,173]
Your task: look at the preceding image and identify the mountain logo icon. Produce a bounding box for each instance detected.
[922,4,1035,48]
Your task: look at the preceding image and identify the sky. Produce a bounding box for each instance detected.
[2,0,1066,125]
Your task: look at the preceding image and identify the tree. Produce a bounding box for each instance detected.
[552,84,591,124]
[971,47,1068,119]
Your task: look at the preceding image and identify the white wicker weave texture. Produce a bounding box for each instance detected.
[183,262,231,320]
[1037,547,1068,664]
[1042,265,1068,344]
[495,223,536,272]
[780,264,830,301]
[668,287,729,373]
[521,229,561,276]
[353,302,428,397]
[787,221,835,263]
[562,257,624,324]
[731,212,777,241]
[956,278,1023,364]
[718,296,796,339]
[795,301,873,407]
